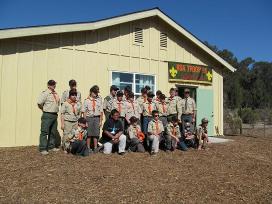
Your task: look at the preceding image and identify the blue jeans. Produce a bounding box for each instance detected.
[143,116,152,134]
[179,138,196,151]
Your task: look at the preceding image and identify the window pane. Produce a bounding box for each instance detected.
[112,72,133,91]
[135,74,155,93]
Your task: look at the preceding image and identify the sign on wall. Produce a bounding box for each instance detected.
[168,62,213,85]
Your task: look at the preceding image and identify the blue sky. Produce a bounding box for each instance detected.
[0,0,271,62]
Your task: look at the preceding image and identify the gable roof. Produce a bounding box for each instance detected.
[0,8,236,72]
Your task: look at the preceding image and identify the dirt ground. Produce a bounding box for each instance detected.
[0,134,271,204]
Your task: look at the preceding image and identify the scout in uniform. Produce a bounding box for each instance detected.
[111,91,127,129]
[37,80,60,155]
[136,87,148,112]
[60,90,82,152]
[127,116,145,153]
[67,117,89,157]
[123,85,132,101]
[155,94,169,127]
[82,85,103,152]
[142,92,157,134]
[196,118,209,150]
[179,122,196,151]
[125,92,142,125]
[103,85,119,120]
[166,88,182,122]
[180,88,196,132]
[100,109,126,155]
[61,79,81,105]
[147,110,164,155]
[165,116,181,151]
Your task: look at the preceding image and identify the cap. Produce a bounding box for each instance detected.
[47,80,56,86]
[110,85,119,91]
[201,118,209,124]
[184,88,190,93]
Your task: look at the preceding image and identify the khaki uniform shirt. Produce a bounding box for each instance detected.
[156,102,169,117]
[127,124,141,139]
[125,100,142,120]
[142,101,157,117]
[69,128,88,142]
[37,89,60,113]
[82,96,103,117]
[103,95,116,113]
[112,100,127,117]
[60,100,82,122]
[166,96,182,118]
[136,96,147,112]
[148,119,164,135]
[166,123,181,138]
[61,89,82,104]
[181,97,196,115]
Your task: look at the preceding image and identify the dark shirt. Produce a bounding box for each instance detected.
[101,118,123,142]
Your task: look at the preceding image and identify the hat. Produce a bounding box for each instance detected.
[184,88,190,93]
[201,118,209,124]
[110,85,119,91]
[47,80,56,86]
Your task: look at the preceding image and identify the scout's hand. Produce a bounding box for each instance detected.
[192,118,195,123]
[61,124,64,131]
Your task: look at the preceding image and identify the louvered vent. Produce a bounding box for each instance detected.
[134,27,143,44]
[160,32,167,48]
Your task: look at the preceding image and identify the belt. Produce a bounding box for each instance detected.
[43,112,58,115]
[182,113,193,116]
[87,115,100,118]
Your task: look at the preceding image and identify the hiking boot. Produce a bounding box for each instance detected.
[40,151,49,156]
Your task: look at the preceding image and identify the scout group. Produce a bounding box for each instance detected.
[37,79,209,156]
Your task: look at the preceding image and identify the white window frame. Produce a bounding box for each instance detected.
[110,70,156,97]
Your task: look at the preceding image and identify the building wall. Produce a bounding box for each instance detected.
[0,17,224,147]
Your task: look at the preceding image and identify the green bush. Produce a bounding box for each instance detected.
[238,108,259,125]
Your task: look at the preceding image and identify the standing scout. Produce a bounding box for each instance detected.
[125,92,142,125]
[37,80,60,155]
[61,79,81,105]
[136,87,148,112]
[166,88,182,122]
[111,91,127,129]
[153,90,162,105]
[147,110,164,155]
[60,90,82,152]
[82,85,103,153]
[155,94,169,127]
[181,88,196,132]
[165,116,181,151]
[103,85,119,120]
[142,92,157,135]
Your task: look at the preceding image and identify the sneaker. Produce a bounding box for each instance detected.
[49,148,60,152]
[88,148,93,154]
[118,152,126,156]
[40,151,49,156]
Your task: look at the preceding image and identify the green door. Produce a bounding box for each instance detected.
[196,88,214,136]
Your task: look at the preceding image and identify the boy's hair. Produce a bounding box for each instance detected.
[147,92,155,98]
[145,85,151,91]
[124,85,131,92]
[69,90,77,97]
[156,90,162,96]
[159,94,166,100]
[90,85,99,94]
[110,109,119,116]
[116,91,124,97]
[129,116,138,124]
[69,79,77,87]
[152,110,159,116]
[141,87,147,94]
[171,116,179,123]
[78,117,87,124]
[169,88,175,92]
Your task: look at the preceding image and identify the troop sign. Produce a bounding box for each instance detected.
[168,62,213,84]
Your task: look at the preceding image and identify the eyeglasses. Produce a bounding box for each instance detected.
[154,115,159,117]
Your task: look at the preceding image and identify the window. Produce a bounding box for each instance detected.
[134,27,143,44]
[112,72,155,96]
[160,32,167,48]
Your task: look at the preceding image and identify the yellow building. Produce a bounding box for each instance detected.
[0,8,235,147]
